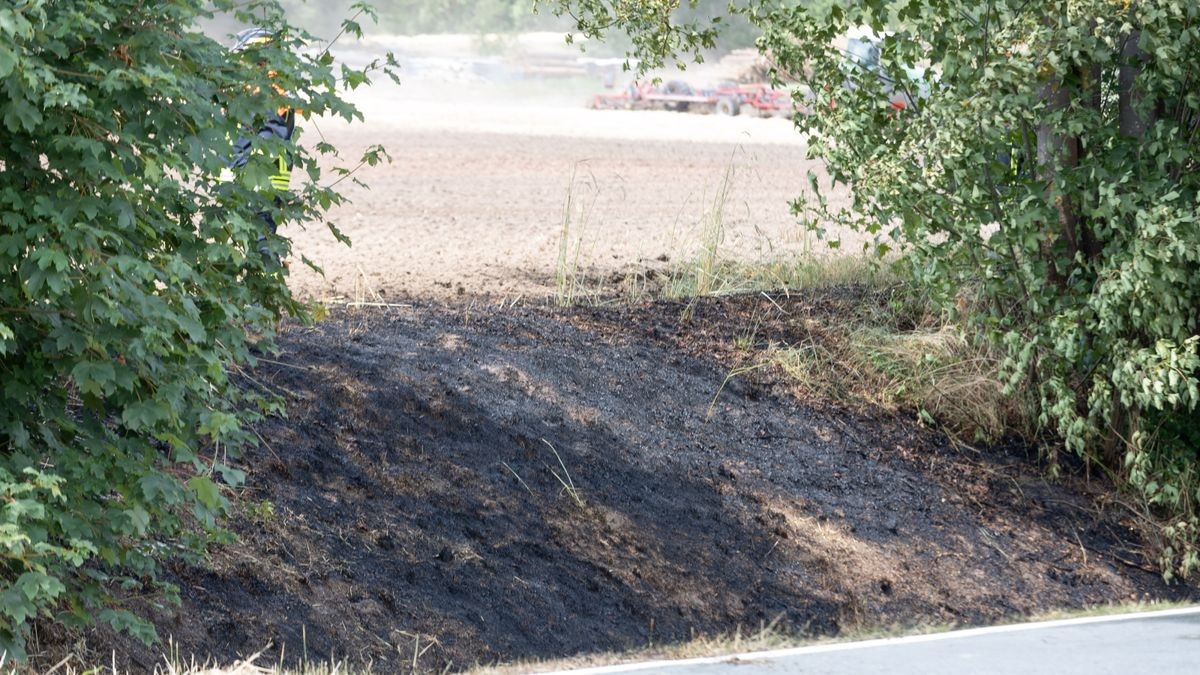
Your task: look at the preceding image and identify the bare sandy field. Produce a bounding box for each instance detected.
[286,80,856,301]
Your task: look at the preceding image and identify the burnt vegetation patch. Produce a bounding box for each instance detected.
[93,293,1191,672]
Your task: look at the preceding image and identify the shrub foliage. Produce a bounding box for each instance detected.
[0,0,390,656]
[546,0,1200,576]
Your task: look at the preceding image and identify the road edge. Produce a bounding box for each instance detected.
[552,605,1200,674]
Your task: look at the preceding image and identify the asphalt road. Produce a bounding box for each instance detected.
[559,607,1200,675]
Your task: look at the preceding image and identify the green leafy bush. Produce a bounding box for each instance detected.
[548,0,1200,576]
[0,0,391,657]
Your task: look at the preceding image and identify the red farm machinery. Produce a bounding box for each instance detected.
[588,80,795,118]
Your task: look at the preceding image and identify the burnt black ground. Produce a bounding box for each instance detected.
[90,293,1192,672]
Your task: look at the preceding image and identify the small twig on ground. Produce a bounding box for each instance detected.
[251,356,311,372]
[1073,527,1089,567]
[250,427,285,465]
[707,362,768,419]
[979,528,1013,562]
[41,656,71,675]
[760,291,790,316]
[343,301,414,309]
[501,461,535,496]
[412,634,419,673]
[762,538,780,563]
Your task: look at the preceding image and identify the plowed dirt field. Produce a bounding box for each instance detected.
[284,80,854,302]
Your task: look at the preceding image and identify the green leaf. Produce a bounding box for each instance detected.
[14,572,65,603]
[3,98,43,133]
[1,588,36,625]
[0,45,16,79]
[99,608,158,646]
[121,400,171,431]
[186,476,225,512]
[215,464,246,487]
[0,321,13,355]
[139,474,183,504]
[126,507,151,536]
[198,411,239,441]
[70,360,116,397]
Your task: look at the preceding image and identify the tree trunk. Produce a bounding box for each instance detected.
[1077,61,1103,260]
[1118,29,1155,139]
[1107,18,1155,468]
[1036,77,1074,289]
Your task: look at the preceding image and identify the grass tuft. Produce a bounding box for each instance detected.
[554,163,600,308]
[541,438,584,508]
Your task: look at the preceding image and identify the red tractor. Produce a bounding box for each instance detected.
[712,82,797,117]
[588,80,794,118]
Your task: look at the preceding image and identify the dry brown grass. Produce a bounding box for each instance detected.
[725,284,1033,447]
[771,323,1020,444]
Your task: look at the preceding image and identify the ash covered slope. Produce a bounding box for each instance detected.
[132,298,1183,671]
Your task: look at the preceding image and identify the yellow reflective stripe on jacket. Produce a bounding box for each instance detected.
[271,154,291,191]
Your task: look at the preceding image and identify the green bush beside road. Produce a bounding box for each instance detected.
[547,0,1200,577]
[0,0,388,657]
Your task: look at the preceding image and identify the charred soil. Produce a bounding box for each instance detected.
[92,291,1191,672]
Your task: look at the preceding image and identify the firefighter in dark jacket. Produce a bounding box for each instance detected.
[226,27,294,260]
